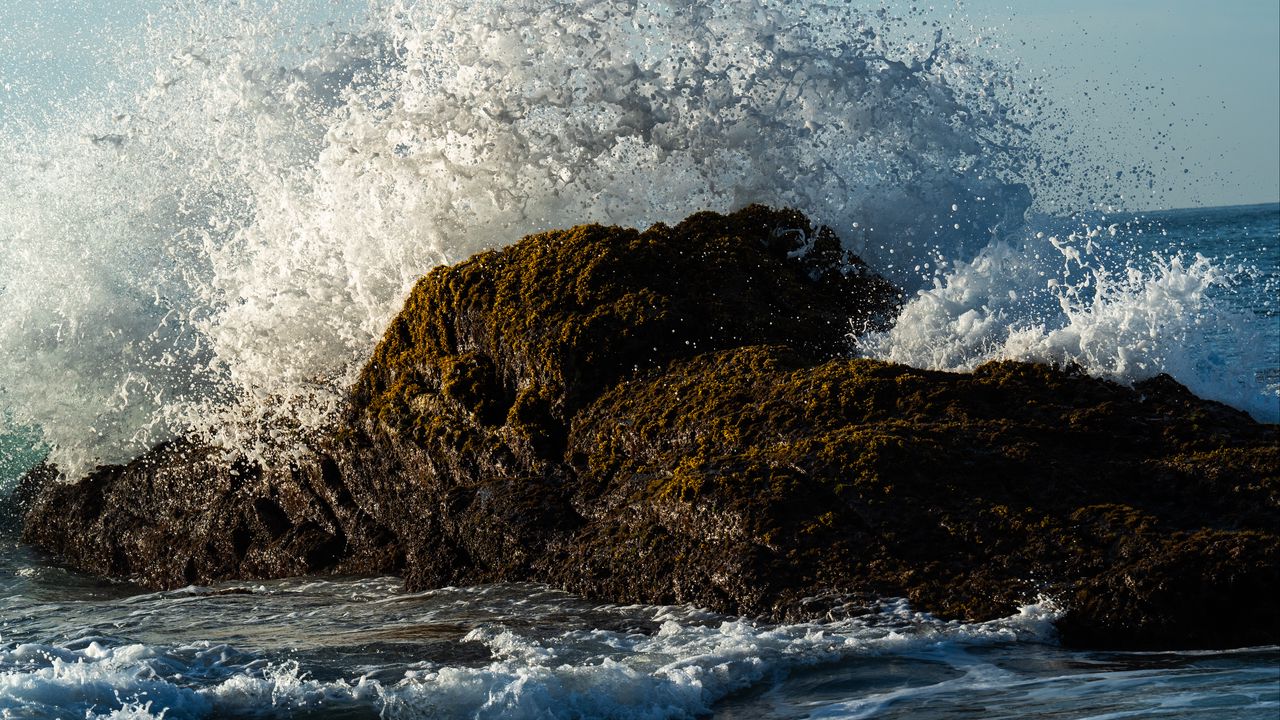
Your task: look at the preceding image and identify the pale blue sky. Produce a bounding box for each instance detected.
[958,0,1280,208]
[2,0,1277,209]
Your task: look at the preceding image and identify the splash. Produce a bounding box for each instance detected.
[0,0,1043,478]
[860,210,1280,421]
[1,1,1273,480]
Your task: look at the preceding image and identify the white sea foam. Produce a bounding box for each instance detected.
[0,0,1272,480]
[0,642,211,719]
[0,597,1060,719]
[860,214,1280,421]
[0,0,1038,479]
[3,575,1275,718]
[376,601,1058,720]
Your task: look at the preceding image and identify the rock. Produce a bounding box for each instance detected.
[337,205,900,590]
[19,206,1279,650]
[21,439,402,586]
[555,349,1278,648]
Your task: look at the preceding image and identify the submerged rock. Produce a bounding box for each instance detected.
[20,206,1278,650]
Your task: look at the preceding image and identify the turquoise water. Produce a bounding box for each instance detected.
[0,429,40,511]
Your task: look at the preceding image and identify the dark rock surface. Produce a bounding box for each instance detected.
[20,206,1279,650]
[20,439,401,587]
[557,349,1278,649]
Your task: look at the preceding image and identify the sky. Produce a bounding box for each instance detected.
[1,0,1277,210]
[957,0,1280,209]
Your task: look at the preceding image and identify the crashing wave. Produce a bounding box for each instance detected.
[0,0,1272,479]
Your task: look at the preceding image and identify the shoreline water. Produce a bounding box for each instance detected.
[2,535,1277,719]
[1,2,1276,715]
[4,203,1278,718]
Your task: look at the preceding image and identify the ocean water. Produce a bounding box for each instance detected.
[2,203,1278,719]
[0,540,1277,720]
[862,202,1280,420]
[1,1,1278,717]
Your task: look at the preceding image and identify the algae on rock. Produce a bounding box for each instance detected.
[20,205,1279,650]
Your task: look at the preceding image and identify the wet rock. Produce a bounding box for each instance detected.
[335,205,900,590]
[555,349,1278,649]
[20,206,1278,650]
[21,439,402,586]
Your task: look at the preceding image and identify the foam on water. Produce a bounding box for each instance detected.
[860,210,1280,421]
[1,553,1274,720]
[0,586,1060,720]
[1,577,1274,719]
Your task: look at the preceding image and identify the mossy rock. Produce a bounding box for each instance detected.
[352,204,899,451]
[20,205,1278,651]
[557,346,1278,647]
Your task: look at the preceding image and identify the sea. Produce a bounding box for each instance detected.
[1,1,1278,717]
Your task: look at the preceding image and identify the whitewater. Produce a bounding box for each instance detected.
[1,0,1278,717]
[0,554,1274,719]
